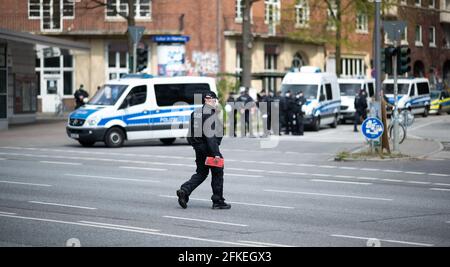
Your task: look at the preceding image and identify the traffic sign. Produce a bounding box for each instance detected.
[362,117,384,140]
[128,26,145,44]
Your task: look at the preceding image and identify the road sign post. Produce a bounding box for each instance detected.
[362,117,384,153]
[128,26,145,74]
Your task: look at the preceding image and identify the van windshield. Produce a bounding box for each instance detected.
[281,84,318,100]
[382,83,409,95]
[88,85,128,106]
[339,83,361,96]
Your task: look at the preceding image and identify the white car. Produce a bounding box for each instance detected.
[66,74,218,147]
[338,77,375,122]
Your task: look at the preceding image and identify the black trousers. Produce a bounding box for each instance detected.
[181,145,224,203]
[294,113,304,135]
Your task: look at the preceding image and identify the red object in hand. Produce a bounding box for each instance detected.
[205,157,224,168]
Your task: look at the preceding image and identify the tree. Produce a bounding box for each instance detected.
[82,0,137,72]
[242,0,262,89]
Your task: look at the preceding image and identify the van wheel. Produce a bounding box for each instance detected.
[423,106,429,117]
[330,115,338,128]
[79,140,95,147]
[312,117,320,132]
[160,138,176,145]
[105,127,125,148]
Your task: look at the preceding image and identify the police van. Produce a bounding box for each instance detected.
[66,74,217,147]
[338,77,375,122]
[281,66,341,131]
[382,78,431,117]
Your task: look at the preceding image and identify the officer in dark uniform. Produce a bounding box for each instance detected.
[354,88,368,132]
[285,91,296,135]
[226,94,237,137]
[177,91,231,210]
[74,84,89,109]
[293,91,306,135]
[259,90,272,136]
[236,88,255,137]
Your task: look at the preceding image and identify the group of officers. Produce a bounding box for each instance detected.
[227,88,307,137]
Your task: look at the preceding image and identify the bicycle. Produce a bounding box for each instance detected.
[388,109,414,144]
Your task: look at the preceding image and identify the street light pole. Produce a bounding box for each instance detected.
[374,0,381,106]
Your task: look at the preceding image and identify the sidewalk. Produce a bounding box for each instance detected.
[36,112,70,121]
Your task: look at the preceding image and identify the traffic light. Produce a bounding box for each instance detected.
[136,45,148,73]
[397,45,411,75]
[381,46,396,75]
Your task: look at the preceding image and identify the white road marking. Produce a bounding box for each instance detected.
[238,240,293,247]
[334,175,354,179]
[331,234,434,247]
[311,174,332,177]
[319,165,337,169]
[0,158,6,160]
[311,179,372,185]
[159,195,295,209]
[0,211,16,215]
[268,171,287,174]
[429,173,450,177]
[119,166,167,172]
[339,167,358,170]
[226,173,263,178]
[381,179,403,183]
[163,216,248,227]
[433,183,450,187]
[407,181,431,185]
[0,180,52,187]
[0,213,254,247]
[29,201,97,210]
[64,174,160,183]
[355,177,379,181]
[383,170,403,173]
[264,189,393,201]
[40,161,82,166]
[79,221,159,232]
[430,188,450,192]
[360,168,379,171]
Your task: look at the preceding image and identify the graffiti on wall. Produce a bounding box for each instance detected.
[189,51,219,75]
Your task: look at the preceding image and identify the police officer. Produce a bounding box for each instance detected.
[354,88,368,132]
[226,94,237,137]
[236,88,255,137]
[285,91,296,135]
[74,84,89,109]
[259,90,272,137]
[294,91,306,135]
[177,91,231,210]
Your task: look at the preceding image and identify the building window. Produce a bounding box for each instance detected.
[415,25,423,46]
[265,0,281,24]
[401,26,408,45]
[29,0,41,18]
[415,0,421,7]
[341,57,366,77]
[235,0,244,21]
[429,26,436,47]
[264,46,278,92]
[63,0,75,18]
[400,0,407,5]
[0,44,6,119]
[107,43,129,80]
[356,12,368,33]
[106,0,152,19]
[28,0,75,19]
[327,0,338,31]
[429,0,435,8]
[295,0,310,28]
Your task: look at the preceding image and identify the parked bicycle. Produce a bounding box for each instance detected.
[388,109,414,144]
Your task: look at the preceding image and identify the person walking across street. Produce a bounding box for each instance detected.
[74,84,89,109]
[354,88,368,132]
[177,91,231,210]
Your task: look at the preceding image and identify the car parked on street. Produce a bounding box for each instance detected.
[430,90,450,115]
[338,77,375,123]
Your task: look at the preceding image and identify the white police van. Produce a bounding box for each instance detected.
[281,66,341,131]
[338,77,375,122]
[382,78,431,117]
[66,74,217,147]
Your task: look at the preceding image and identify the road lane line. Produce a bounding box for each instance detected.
[383,170,403,173]
[119,166,168,172]
[429,173,450,177]
[355,177,379,181]
[433,183,450,187]
[407,181,431,185]
[226,173,263,178]
[159,195,295,209]
[268,171,287,174]
[310,174,332,177]
[40,161,82,166]
[264,189,393,201]
[0,158,6,160]
[311,179,372,185]
[360,168,379,171]
[64,174,160,183]
[238,240,293,247]
[339,167,358,170]
[0,211,16,215]
[79,221,159,232]
[29,201,97,210]
[334,175,354,179]
[381,179,403,183]
[0,180,52,187]
[331,234,434,247]
[163,216,248,227]
[430,188,450,192]
[0,213,254,247]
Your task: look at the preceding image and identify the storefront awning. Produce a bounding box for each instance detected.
[0,28,90,51]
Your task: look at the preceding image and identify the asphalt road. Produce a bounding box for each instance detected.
[0,115,450,247]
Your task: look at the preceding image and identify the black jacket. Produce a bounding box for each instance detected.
[354,94,368,114]
[187,104,223,157]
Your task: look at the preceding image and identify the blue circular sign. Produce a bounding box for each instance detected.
[361,117,384,140]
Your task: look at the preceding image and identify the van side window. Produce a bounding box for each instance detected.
[124,85,147,107]
[155,83,211,107]
[417,83,429,95]
[325,84,333,100]
[320,85,326,102]
[367,83,375,97]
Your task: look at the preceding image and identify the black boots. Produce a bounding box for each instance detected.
[212,201,231,210]
[176,189,189,209]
